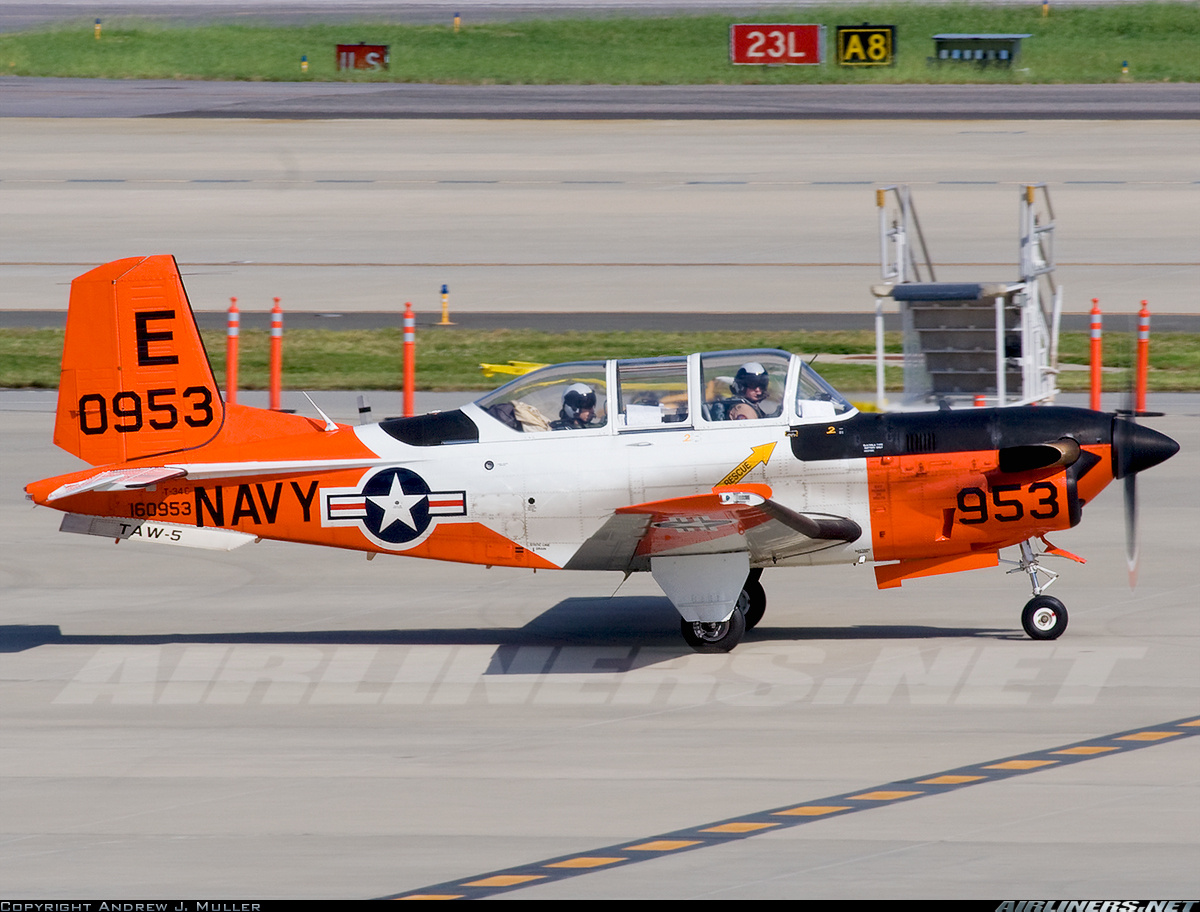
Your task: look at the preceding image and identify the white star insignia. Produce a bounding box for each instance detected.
[367,474,427,534]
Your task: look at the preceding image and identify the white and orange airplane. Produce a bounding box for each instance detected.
[26,256,1179,652]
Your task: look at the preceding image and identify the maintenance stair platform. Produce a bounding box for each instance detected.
[869,185,1062,409]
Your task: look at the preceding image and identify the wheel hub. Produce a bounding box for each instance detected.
[1033,608,1057,630]
[689,621,729,643]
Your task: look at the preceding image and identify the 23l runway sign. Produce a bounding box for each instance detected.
[730,24,824,65]
[836,25,896,67]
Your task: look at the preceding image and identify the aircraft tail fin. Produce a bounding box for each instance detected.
[54,256,225,465]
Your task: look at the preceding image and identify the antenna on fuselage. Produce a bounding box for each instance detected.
[301,392,339,433]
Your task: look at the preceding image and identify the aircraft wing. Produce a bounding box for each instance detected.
[564,484,861,571]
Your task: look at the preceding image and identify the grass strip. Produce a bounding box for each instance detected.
[2,328,1197,393]
[2,4,1196,84]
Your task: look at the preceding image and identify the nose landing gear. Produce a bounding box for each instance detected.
[1004,538,1076,640]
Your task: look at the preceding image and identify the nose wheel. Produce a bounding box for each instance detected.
[1022,595,1068,640]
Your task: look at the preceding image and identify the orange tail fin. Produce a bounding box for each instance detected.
[54,256,225,465]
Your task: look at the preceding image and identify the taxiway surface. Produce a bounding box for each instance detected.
[2,393,1197,898]
[2,118,1198,318]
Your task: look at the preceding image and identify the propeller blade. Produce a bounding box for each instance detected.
[1124,472,1138,588]
[1109,319,1177,590]
[1119,325,1139,589]
[1112,415,1176,590]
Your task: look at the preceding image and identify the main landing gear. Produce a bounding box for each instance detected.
[741,568,766,630]
[1005,539,1070,640]
[679,569,765,653]
[680,607,746,654]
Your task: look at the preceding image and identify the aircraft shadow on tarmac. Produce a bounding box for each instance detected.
[1,596,1014,661]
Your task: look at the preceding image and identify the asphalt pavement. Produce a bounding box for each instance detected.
[4,78,1199,120]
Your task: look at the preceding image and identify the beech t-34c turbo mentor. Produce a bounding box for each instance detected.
[27,257,1179,652]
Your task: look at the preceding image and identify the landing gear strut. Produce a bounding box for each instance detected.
[1005,539,1069,640]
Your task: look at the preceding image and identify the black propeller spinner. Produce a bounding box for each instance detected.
[1111,414,1179,585]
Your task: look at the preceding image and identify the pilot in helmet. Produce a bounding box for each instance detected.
[551,382,598,430]
[729,362,772,419]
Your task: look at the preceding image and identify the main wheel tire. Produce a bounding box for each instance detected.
[741,579,766,630]
[1021,595,1068,640]
[680,607,746,654]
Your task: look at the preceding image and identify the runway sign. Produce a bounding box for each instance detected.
[836,26,896,67]
[337,43,390,71]
[730,24,824,66]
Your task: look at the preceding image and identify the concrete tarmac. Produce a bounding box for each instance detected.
[1,391,1197,898]
[2,118,1198,318]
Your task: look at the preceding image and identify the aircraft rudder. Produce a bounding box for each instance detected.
[53,256,225,465]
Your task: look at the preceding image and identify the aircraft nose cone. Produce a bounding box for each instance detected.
[1112,417,1180,479]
